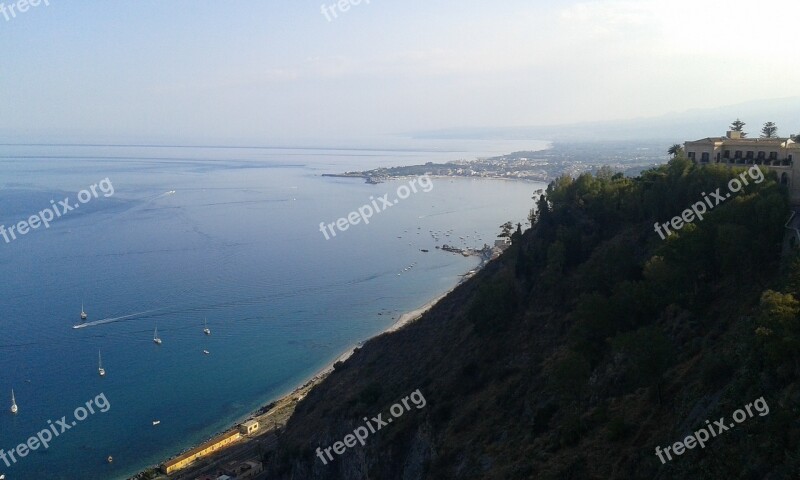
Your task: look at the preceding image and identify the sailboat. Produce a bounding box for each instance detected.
[203,318,211,336]
[80,302,87,321]
[10,389,17,414]
[98,350,106,377]
[153,324,162,345]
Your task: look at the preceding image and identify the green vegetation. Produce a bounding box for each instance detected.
[667,144,683,157]
[761,121,779,138]
[266,155,798,479]
[730,118,747,136]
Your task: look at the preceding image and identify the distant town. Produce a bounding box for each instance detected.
[323,141,670,183]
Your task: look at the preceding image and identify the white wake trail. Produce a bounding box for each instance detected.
[72,308,163,329]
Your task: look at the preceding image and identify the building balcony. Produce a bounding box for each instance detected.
[720,158,792,167]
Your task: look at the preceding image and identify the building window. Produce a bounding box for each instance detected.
[723,150,731,159]
[688,152,696,159]
[769,151,778,160]
[746,151,754,159]
[781,172,789,186]
[701,152,709,162]
[734,150,743,159]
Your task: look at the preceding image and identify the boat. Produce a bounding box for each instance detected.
[203,350,210,355]
[153,325,162,345]
[107,456,113,463]
[80,302,87,321]
[203,318,211,336]
[10,389,17,414]
[98,350,106,377]
[152,420,161,426]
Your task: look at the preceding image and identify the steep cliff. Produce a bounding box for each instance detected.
[265,158,799,479]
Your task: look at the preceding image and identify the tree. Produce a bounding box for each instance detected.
[761,121,778,138]
[611,326,674,404]
[498,221,514,238]
[791,133,800,142]
[668,144,683,158]
[755,290,800,367]
[730,118,747,137]
[529,194,551,226]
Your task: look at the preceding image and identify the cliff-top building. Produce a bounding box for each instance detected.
[685,131,800,203]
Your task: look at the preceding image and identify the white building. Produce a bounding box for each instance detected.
[685,130,800,203]
[239,419,259,436]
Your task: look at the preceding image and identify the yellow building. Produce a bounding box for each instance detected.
[161,430,242,474]
[685,130,800,202]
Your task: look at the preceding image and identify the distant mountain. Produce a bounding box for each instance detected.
[411,96,800,143]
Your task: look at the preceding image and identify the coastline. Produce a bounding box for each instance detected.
[128,266,482,479]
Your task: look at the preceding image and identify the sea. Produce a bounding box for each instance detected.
[0,139,548,479]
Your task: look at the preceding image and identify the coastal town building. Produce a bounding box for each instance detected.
[494,237,511,250]
[239,419,260,435]
[161,430,242,474]
[684,131,800,203]
[221,458,263,478]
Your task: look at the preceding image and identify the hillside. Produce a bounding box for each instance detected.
[263,157,799,479]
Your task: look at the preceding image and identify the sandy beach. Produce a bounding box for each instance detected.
[128,242,502,480]
[129,284,460,480]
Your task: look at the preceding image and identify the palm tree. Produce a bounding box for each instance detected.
[668,144,683,158]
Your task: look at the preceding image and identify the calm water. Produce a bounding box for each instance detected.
[0,142,546,479]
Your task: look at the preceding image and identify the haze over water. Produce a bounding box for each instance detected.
[0,141,546,479]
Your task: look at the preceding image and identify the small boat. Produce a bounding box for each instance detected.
[203,318,211,336]
[420,249,429,253]
[98,350,106,377]
[153,325,162,345]
[10,389,18,414]
[152,420,161,426]
[80,302,87,321]
[107,455,113,463]
[203,350,210,355]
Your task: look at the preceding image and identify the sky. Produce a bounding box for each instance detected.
[1,0,799,145]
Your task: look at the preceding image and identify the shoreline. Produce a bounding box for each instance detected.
[128,262,484,479]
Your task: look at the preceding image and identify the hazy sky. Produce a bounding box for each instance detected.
[2,0,799,144]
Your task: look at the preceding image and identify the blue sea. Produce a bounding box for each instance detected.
[0,141,547,479]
